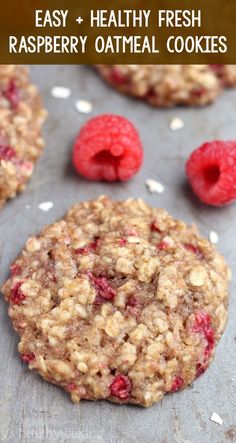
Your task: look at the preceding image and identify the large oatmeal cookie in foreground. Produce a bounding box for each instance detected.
[96,65,236,107]
[0,65,47,208]
[1,196,230,407]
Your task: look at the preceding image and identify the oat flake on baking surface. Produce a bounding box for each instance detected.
[169,117,184,131]
[75,100,93,114]
[209,231,219,244]
[210,412,223,425]
[38,201,54,212]
[51,87,71,99]
[146,179,165,194]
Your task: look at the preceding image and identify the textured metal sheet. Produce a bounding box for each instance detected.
[0,65,235,443]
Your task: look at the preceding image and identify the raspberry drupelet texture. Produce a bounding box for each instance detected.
[73,114,143,181]
[186,141,236,206]
[1,196,230,407]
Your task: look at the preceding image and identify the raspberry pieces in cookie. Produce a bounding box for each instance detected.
[1,196,230,407]
[0,65,47,208]
[96,65,236,107]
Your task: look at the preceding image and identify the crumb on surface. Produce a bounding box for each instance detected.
[146,179,165,194]
[210,412,223,426]
[38,201,54,212]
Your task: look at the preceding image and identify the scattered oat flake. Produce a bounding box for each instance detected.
[210,412,223,426]
[146,179,165,194]
[51,86,71,99]
[209,230,219,244]
[75,100,93,114]
[169,117,184,131]
[38,201,54,212]
[25,204,30,210]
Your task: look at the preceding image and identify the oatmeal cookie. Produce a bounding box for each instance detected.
[96,65,236,107]
[1,196,230,407]
[0,65,47,208]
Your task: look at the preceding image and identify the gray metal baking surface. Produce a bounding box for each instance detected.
[0,66,236,443]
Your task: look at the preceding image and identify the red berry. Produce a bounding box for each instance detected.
[110,67,129,85]
[117,238,127,246]
[209,65,224,76]
[171,376,184,392]
[67,383,78,391]
[196,363,207,378]
[186,141,236,206]
[193,312,215,358]
[4,79,20,109]
[157,241,169,251]
[110,374,132,400]
[0,145,16,161]
[191,87,206,98]
[10,262,22,276]
[21,353,35,363]
[10,282,26,305]
[75,240,98,255]
[150,221,161,233]
[184,243,202,257]
[192,312,215,377]
[73,114,143,181]
[184,243,198,254]
[127,295,140,307]
[89,274,116,305]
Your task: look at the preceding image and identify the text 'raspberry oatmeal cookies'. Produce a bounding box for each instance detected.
[0,65,47,208]
[1,196,230,407]
[96,65,236,107]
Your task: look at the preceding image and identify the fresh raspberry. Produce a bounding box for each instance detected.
[110,375,132,400]
[10,282,26,305]
[171,376,184,392]
[73,114,143,181]
[75,240,98,255]
[186,141,236,206]
[89,274,116,305]
[21,353,35,363]
[4,79,20,109]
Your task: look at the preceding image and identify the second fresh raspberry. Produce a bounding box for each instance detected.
[73,114,143,181]
[186,140,236,206]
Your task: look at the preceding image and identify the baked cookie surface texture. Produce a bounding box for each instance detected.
[1,196,230,407]
[0,65,47,208]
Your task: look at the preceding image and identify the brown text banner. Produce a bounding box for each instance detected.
[0,0,235,63]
